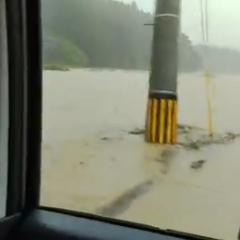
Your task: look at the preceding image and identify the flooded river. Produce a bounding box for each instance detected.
[41,69,240,240]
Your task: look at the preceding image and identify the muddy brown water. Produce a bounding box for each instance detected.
[40,69,240,240]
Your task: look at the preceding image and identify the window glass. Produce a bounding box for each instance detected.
[0,0,9,218]
[40,1,240,240]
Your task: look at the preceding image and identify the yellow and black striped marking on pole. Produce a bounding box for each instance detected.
[145,93,178,144]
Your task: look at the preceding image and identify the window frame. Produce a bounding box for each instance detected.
[0,0,9,218]
[5,0,42,216]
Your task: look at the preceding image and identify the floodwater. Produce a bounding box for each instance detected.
[41,69,240,240]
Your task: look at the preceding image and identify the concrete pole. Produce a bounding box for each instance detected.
[145,0,181,144]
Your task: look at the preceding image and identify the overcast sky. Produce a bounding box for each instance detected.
[115,0,240,49]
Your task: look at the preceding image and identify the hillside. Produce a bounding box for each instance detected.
[41,0,202,71]
[194,45,240,74]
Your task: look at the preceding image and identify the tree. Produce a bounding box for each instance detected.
[41,0,202,71]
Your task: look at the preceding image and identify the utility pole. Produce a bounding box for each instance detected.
[145,0,181,144]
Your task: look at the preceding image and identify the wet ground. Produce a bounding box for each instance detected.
[41,69,240,240]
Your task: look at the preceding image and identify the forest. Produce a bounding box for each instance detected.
[41,0,201,71]
[194,45,240,74]
[42,0,240,74]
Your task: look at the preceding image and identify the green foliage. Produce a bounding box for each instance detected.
[43,63,69,71]
[57,39,89,67]
[42,0,202,71]
[43,33,89,68]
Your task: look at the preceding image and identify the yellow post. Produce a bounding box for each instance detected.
[145,91,178,144]
[204,71,214,137]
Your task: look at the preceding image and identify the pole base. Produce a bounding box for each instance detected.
[145,91,178,144]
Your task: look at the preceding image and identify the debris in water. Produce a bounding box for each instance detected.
[222,132,240,142]
[101,137,109,141]
[188,141,200,150]
[128,124,203,136]
[129,128,145,135]
[128,126,240,150]
[191,160,206,169]
[178,124,190,134]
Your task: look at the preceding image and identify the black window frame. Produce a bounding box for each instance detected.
[6,0,42,216]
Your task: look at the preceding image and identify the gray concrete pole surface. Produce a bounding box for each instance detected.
[149,0,180,93]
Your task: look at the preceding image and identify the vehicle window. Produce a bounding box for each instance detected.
[40,0,240,240]
[0,0,9,218]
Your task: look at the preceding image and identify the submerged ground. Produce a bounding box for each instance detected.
[41,69,240,240]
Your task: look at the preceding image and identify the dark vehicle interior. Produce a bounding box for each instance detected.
[0,0,221,239]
